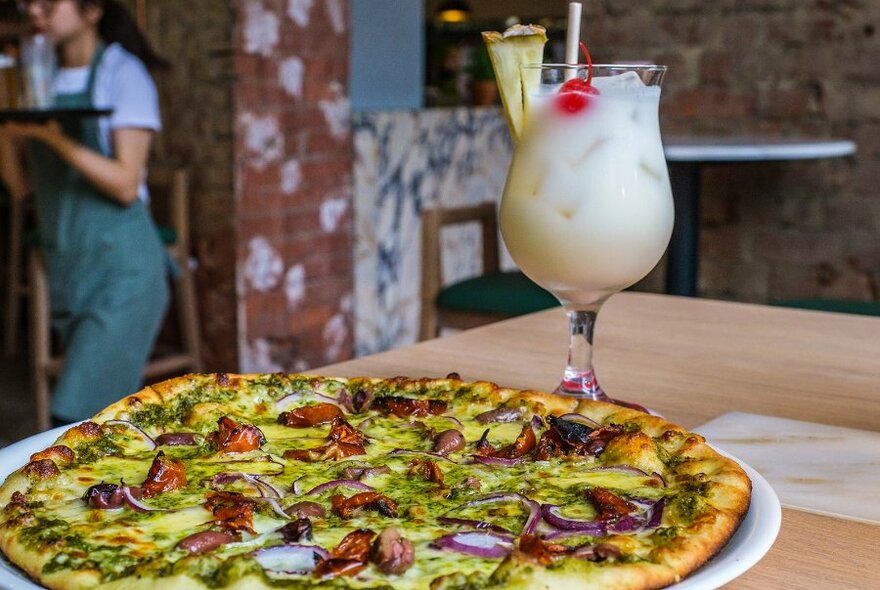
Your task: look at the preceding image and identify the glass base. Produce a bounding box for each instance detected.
[553,369,653,414]
[554,367,608,400]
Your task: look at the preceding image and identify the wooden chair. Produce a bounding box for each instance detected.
[419,203,558,341]
[29,169,203,430]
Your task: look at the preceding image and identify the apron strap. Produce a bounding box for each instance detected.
[84,42,107,104]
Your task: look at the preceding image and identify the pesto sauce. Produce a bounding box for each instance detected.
[74,437,122,464]
[19,518,75,550]
[671,492,705,523]
[652,526,680,545]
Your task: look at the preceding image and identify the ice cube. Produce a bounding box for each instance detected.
[590,71,646,92]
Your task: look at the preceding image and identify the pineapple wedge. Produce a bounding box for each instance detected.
[481,24,547,141]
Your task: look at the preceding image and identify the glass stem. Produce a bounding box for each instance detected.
[556,308,608,400]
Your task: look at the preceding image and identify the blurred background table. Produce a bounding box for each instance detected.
[662,137,858,297]
[323,292,880,589]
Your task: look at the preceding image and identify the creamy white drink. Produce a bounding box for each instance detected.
[500,71,674,308]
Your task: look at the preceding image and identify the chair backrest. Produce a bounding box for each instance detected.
[168,169,191,258]
[149,168,191,262]
[419,202,501,334]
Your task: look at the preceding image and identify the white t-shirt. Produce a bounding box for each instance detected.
[52,43,161,201]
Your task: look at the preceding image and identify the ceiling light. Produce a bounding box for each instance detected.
[436,0,471,23]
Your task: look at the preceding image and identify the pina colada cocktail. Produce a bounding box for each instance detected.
[483,25,673,401]
[501,67,673,308]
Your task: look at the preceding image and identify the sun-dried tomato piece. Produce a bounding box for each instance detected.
[332,528,377,561]
[584,425,625,456]
[279,403,343,428]
[542,418,623,457]
[283,417,367,462]
[203,491,257,534]
[534,428,565,460]
[328,417,367,446]
[313,528,377,579]
[284,441,366,462]
[313,558,366,579]
[586,487,637,522]
[331,492,398,519]
[474,425,536,460]
[372,396,448,418]
[141,451,187,497]
[502,424,536,459]
[210,417,266,453]
[408,458,444,485]
[518,534,568,565]
[475,429,495,455]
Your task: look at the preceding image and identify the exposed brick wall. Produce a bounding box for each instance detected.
[143,0,239,370]
[143,0,353,372]
[584,0,879,302]
[232,0,353,371]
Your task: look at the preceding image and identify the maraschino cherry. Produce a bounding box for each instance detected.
[556,42,599,115]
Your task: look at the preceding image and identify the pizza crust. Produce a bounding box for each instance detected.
[0,374,752,590]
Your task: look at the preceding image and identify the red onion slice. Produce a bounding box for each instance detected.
[121,485,166,513]
[541,505,606,536]
[243,474,280,498]
[103,420,157,450]
[458,492,530,509]
[472,455,524,467]
[646,498,666,529]
[389,449,458,464]
[557,413,601,429]
[258,478,285,498]
[435,517,515,536]
[206,472,284,503]
[252,544,330,574]
[303,479,376,496]
[609,514,644,533]
[291,476,306,496]
[431,532,512,559]
[651,472,667,488]
[257,497,292,520]
[437,415,464,428]
[456,492,540,536]
[521,499,542,536]
[356,416,376,430]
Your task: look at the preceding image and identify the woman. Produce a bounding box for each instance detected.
[0,0,169,425]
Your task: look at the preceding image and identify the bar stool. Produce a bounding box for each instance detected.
[28,169,203,430]
[419,202,558,341]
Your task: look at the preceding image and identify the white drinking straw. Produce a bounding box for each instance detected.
[565,2,582,81]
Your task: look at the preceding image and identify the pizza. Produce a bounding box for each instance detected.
[0,373,751,590]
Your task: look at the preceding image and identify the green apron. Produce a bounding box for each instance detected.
[29,44,169,422]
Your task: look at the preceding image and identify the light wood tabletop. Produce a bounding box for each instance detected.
[323,292,880,589]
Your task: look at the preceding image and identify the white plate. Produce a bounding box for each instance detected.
[0,428,780,590]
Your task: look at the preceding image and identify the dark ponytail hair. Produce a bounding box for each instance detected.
[82,0,169,70]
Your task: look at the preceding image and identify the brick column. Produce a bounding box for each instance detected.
[233,0,354,371]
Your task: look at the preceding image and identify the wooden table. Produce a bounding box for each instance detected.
[323,292,880,589]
